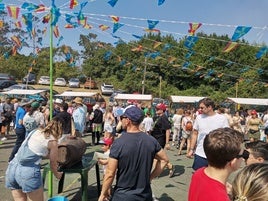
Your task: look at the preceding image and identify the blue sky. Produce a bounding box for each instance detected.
[4,0,268,54]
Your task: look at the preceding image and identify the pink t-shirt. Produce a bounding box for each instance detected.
[188,167,230,201]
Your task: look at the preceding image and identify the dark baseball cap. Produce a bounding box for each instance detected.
[122,106,144,123]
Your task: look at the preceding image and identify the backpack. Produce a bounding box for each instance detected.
[24,114,38,132]
[185,120,193,131]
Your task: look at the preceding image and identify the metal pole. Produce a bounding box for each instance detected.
[142,57,147,94]
[48,7,54,198]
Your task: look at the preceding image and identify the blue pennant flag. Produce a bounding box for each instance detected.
[113,23,124,33]
[231,26,252,41]
[147,20,159,30]
[108,0,118,7]
[184,36,198,49]
[158,0,166,6]
[256,46,268,59]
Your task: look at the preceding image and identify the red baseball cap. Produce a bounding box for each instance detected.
[156,103,166,111]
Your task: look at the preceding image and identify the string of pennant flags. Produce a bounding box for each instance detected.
[0,0,267,86]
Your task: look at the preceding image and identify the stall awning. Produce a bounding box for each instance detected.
[1,89,46,95]
[56,91,98,97]
[170,96,205,103]
[227,97,268,106]
[114,94,152,101]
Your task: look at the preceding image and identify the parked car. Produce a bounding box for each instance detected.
[3,84,35,91]
[22,73,36,84]
[0,73,15,81]
[84,78,97,89]
[54,78,67,86]
[38,76,50,85]
[101,83,114,95]
[0,80,17,90]
[68,78,80,88]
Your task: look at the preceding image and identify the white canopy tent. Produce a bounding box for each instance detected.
[56,91,98,97]
[1,89,46,95]
[170,96,205,103]
[114,94,153,101]
[227,97,268,106]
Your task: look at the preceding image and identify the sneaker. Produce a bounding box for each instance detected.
[1,137,7,142]
[169,165,175,178]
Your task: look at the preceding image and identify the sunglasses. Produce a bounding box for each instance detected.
[120,116,128,120]
[236,150,249,160]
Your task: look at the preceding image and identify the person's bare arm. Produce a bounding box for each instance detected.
[98,157,118,201]
[150,149,169,181]
[48,140,63,179]
[165,129,171,150]
[186,129,198,158]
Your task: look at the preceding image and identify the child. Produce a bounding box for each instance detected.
[98,137,113,197]
[98,137,113,175]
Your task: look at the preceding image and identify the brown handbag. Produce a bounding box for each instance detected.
[57,119,86,169]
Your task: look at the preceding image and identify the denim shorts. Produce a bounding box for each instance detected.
[5,160,42,193]
[192,154,208,171]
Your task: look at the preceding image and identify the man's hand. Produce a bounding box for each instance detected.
[165,143,170,150]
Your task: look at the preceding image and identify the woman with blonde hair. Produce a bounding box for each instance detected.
[5,117,64,201]
[232,163,268,201]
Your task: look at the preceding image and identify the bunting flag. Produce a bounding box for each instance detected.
[83,24,92,29]
[32,28,36,38]
[99,24,110,31]
[231,26,252,41]
[7,6,20,19]
[185,50,194,59]
[110,15,119,23]
[104,51,112,60]
[14,21,22,28]
[184,36,198,49]
[65,24,74,28]
[0,20,3,28]
[0,3,5,11]
[35,4,46,12]
[168,56,176,63]
[223,41,238,52]
[11,36,21,48]
[108,0,118,7]
[158,0,166,6]
[144,28,160,33]
[51,0,61,26]
[42,27,47,36]
[22,13,33,33]
[188,23,202,36]
[70,0,78,9]
[28,66,33,73]
[57,36,64,46]
[78,16,87,26]
[113,23,124,33]
[153,41,162,49]
[53,25,60,38]
[42,14,50,23]
[12,46,17,56]
[131,45,143,52]
[217,73,224,78]
[147,20,159,30]
[163,43,171,51]
[21,2,38,11]
[256,46,268,59]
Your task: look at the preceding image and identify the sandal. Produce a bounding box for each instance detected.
[169,165,175,178]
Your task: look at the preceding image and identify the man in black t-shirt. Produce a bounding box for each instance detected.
[98,106,169,201]
[56,102,72,135]
[151,103,175,178]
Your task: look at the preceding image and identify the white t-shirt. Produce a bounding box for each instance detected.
[141,117,154,132]
[194,113,229,158]
[172,114,183,128]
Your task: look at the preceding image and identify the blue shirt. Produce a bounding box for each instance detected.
[15,106,26,129]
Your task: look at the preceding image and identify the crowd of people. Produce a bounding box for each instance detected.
[1,95,268,201]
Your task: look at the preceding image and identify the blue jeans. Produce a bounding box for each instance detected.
[9,127,26,162]
[6,159,41,193]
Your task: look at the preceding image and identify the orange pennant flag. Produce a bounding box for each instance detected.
[168,56,176,63]
[99,25,110,31]
[131,45,143,52]
[223,42,239,53]
[110,15,119,23]
[53,26,60,38]
[0,20,4,28]
[153,41,162,49]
